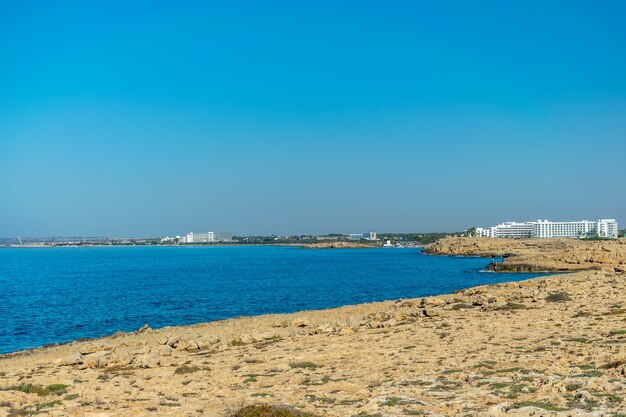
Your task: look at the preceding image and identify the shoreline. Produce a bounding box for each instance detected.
[3,239,607,356]
[0,248,521,357]
[2,238,626,416]
[5,237,624,356]
[1,269,625,416]
[0,270,529,358]
[0,269,570,358]
[0,242,383,249]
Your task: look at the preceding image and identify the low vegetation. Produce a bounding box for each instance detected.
[289,361,319,369]
[510,401,567,411]
[8,384,69,396]
[545,292,571,302]
[383,396,422,406]
[497,302,527,310]
[226,404,319,417]
[174,365,202,375]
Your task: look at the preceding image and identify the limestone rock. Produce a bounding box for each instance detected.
[55,353,83,366]
[79,351,110,369]
[291,318,310,327]
[132,350,160,368]
[422,308,440,317]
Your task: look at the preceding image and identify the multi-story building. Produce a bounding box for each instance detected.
[475,219,618,239]
[213,232,233,242]
[492,222,534,239]
[349,232,377,241]
[184,232,233,243]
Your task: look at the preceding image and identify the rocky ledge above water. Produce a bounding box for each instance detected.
[424,237,626,273]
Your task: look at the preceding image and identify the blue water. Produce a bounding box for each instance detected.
[0,246,544,354]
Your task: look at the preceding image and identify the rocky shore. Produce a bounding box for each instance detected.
[424,237,626,273]
[297,241,378,249]
[1,240,625,416]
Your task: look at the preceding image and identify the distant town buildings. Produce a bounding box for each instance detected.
[349,232,377,241]
[181,232,233,244]
[475,219,619,239]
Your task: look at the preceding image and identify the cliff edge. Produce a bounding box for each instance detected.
[424,237,626,273]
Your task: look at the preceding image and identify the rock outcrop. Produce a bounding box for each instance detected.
[424,237,626,272]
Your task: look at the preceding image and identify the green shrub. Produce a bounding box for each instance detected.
[174,365,201,375]
[383,396,422,406]
[11,383,68,396]
[47,384,69,393]
[498,302,527,310]
[545,292,571,302]
[601,359,625,369]
[34,400,63,410]
[227,405,318,417]
[511,401,566,411]
[289,361,319,369]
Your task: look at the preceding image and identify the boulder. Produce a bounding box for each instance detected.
[79,343,110,355]
[107,350,133,367]
[79,351,110,369]
[55,353,83,366]
[196,336,221,349]
[339,326,355,335]
[312,322,336,334]
[291,318,310,328]
[154,345,172,356]
[422,308,440,317]
[132,351,160,368]
[165,335,180,347]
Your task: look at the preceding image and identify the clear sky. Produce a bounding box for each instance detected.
[1,1,625,237]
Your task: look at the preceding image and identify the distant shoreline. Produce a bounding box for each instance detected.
[0,242,388,249]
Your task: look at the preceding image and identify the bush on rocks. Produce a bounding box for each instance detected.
[545,292,571,302]
[227,404,318,417]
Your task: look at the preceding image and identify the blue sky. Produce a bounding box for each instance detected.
[1,1,625,236]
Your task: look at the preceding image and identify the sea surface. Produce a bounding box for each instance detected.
[0,246,545,354]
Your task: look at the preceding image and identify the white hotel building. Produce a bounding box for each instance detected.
[475,219,619,239]
[182,232,233,243]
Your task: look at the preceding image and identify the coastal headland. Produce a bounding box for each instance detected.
[287,241,379,249]
[1,238,625,416]
[424,237,626,273]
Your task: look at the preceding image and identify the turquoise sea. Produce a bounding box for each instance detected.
[0,246,544,353]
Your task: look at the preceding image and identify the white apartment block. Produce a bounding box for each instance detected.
[349,232,377,241]
[183,232,233,243]
[475,219,618,239]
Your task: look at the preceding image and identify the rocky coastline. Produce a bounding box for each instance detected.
[1,238,625,416]
[424,237,626,273]
[296,241,378,249]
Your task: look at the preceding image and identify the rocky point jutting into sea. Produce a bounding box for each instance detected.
[424,237,626,273]
[1,238,625,417]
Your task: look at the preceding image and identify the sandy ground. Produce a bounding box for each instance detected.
[1,240,625,417]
